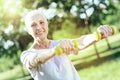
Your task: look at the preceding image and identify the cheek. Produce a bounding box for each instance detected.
[45,27,49,34]
[45,24,48,31]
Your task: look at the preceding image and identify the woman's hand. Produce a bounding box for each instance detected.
[58,39,78,55]
[97,25,113,38]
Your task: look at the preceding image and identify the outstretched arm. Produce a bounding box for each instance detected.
[76,34,96,50]
[76,25,113,51]
[28,49,55,69]
[46,25,114,56]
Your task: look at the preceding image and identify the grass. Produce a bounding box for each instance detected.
[0,65,30,80]
[78,57,120,80]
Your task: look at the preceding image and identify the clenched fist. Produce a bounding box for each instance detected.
[58,39,78,55]
[97,25,113,39]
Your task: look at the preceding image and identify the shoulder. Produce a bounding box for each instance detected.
[21,49,34,57]
[20,49,36,62]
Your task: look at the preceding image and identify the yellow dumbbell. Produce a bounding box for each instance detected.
[54,46,63,56]
[54,40,78,56]
[93,31,102,41]
[93,26,117,41]
[111,26,117,34]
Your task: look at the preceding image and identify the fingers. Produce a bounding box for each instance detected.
[62,40,74,54]
[70,48,79,55]
[58,39,78,55]
[61,40,71,54]
[97,25,113,38]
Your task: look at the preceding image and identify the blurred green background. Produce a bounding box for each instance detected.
[0,0,120,80]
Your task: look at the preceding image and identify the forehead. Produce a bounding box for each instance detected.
[29,14,46,22]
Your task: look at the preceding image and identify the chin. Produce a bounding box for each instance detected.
[36,35,47,40]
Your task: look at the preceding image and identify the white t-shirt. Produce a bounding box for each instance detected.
[20,40,80,80]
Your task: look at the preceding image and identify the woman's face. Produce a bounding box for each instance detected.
[28,14,48,40]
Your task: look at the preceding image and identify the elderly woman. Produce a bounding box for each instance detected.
[20,10,113,80]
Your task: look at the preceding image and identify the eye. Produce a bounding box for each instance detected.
[39,21,44,24]
[31,23,37,27]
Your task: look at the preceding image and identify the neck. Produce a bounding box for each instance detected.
[33,38,50,49]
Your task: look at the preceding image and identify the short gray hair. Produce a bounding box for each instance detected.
[24,10,47,28]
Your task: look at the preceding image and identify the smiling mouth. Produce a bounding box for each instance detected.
[36,32,43,35]
[36,30,45,35]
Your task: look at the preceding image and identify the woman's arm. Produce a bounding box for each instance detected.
[27,25,114,68]
[28,49,55,69]
[76,25,113,50]
[76,34,96,50]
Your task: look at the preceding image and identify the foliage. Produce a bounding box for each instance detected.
[0,0,119,72]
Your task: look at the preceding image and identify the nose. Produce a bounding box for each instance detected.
[36,25,43,32]
[36,25,42,29]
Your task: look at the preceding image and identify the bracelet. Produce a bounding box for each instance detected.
[93,31,102,41]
